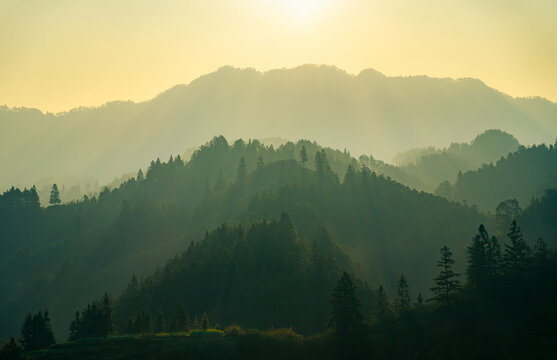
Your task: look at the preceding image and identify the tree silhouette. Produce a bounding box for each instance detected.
[395,275,410,312]
[155,311,165,333]
[503,220,530,274]
[373,285,391,323]
[329,272,363,338]
[431,246,461,305]
[20,310,56,351]
[201,312,210,330]
[236,156,247,184]
[49,184,61,205]
[300,146,308,167]
[0,337,22,359]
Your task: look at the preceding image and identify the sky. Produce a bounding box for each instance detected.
[1,0,556,113]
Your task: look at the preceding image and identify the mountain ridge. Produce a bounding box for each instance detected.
[2,64,556,189]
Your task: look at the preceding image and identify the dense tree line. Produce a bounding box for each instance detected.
[6,218,555,359]
[114,215,373,335]
[436,142,557,211]
[0,136,492,339]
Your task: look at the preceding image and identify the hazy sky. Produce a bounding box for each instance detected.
[1,0,556,112]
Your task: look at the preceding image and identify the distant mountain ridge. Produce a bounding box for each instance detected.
[2,65,556,189]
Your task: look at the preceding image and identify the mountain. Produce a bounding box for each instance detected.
[2,65,557,190]
[437,143,557,211]
[114,217,373,335]
[377,130,520,191]
[0,137,488,340]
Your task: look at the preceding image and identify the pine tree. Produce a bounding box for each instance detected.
[300,146,308,167]
[101,293,115,336]
[0,337,22,359]
[467,226,488,288]
[373,285,391,323]
[395,275,410,312]
[20,310,56,351]
[416,293,424,305]
[503,220,531,275]
[155,311,165,333]
[28,186,40,207]
[49,184,61,205]
[431,246,461,305]
[170,302,190,332]
[256,155,264,171]
[236,156,247,184]
[201,312,210,330]
[328,272,364,338]
[534,238,551,264]
[136,169,144,181]
[343,164,357,187]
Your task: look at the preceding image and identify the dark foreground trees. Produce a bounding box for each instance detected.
[69,293,114,340]
[20,310,56,351]
[328,272,364,339]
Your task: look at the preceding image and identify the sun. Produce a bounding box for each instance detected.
[273,0,333,20]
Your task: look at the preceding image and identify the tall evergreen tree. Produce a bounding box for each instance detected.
[49,184,61,205]
[329,272,364,338]
[431,246,461,305]
[503,220,531,275]
[373,285,391,323]
[300,145,308,167]
[236,156,247,184]
[201,312,210,330]
[136,169,144,181]
[169,302,190,332]
[256,155,264,171]
[0,337,22,359]
[20,310,56,351]
[155,311,165,333]
[395,275,410,312]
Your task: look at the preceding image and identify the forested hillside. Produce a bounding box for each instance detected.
[435,143,557,211]
[2,65,557,189]
[0,136,488,340]
[382,130,520,191]
[114,217,373,335]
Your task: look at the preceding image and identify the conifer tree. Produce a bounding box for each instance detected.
[329,272,364,338]
[155,311,165,333]
[416,293,424,305]
[201,312,210,330]
[373,285,391,323]
[300,145,308,167]
[343,164,357,186]
[20,310,56,351]
[101,293,115,336]
[136,169,144,181]
[236,156,247,184]
[170,302,190,332]
[395,275,410,312]
[534,238,551,264]
[68,311,80,341]
[256,155,264,171]
[0,337,22,359]
[503,220,531,274]
[431,246,461,305]
[49,184,61,205]
[28,186,40,207]
[467,226,488,288]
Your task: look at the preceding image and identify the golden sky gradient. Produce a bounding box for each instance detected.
[1,0,556,112]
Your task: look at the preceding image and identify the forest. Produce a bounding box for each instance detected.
[1,134,557,359]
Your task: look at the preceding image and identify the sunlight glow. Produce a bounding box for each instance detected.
[272,0,333,20]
